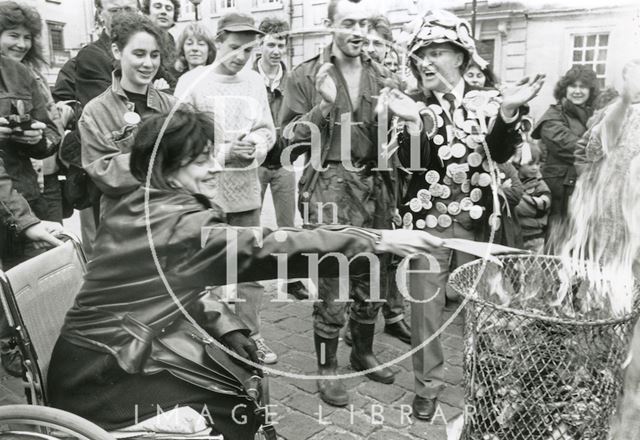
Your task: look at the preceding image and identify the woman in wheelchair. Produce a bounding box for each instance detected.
[47,109,445,439]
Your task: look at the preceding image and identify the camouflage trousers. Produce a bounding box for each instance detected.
[301,163,394,339]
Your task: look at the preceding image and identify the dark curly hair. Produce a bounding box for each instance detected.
[141,0,180,25]
[110,12,164,56]
[130,107,216,191]
[0,1,45,68]
[553,65,599,106]
[258,16,289,38]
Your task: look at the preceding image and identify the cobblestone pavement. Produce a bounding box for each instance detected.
[0,283,465,439]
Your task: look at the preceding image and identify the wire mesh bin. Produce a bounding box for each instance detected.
[448,254,640,440]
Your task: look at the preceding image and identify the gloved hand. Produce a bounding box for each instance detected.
[222,330,261,373]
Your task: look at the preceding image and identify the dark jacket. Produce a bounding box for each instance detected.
[533,99,591,186]
[79,72,177,216]
[0,54,59,203]
[0,157,39,234]
[515,173,551,240]
[56,186,382,393]
[253,57,288,168]
[396,85,521,232]
[52,57,77,103]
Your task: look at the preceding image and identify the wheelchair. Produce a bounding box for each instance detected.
[0,232,274,439]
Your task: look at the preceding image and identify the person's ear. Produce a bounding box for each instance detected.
[323,18,333,29]
[111,43,121,61]
[167,178,182,189]
[454,52,464,69]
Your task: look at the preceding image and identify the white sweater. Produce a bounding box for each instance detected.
[175,66,275,213]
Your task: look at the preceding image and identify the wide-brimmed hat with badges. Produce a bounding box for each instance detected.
[402,9,487,70]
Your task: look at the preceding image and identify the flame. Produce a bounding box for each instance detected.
[549,103,640,318]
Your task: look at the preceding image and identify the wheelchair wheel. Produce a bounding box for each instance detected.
[0,405,113,440]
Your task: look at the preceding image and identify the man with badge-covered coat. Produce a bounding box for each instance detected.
[381,10,545,420]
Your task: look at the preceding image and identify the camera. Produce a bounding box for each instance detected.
[5,114,32,131]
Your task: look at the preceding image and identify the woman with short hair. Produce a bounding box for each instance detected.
[78,12,177,219]
[48,107,446,439]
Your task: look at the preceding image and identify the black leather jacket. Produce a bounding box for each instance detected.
[59,186,382,394]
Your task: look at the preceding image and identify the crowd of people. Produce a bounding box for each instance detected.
[0,0,637,438]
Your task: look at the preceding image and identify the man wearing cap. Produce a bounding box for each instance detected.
[175,12,277,364]
[280,0,398,407]
[383,9,545,420]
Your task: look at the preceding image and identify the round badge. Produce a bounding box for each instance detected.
[435,202,448,214]
[454,128,468,140]
[470,188,483,203]
[446,163,457,177]
[429,183,442,198]
[482,160,492,172]
[402,212,413,226]
[489,213,501,230]
[460,197,473,211]
[421,108,439,139]
[425,170,440,185]
[448,201,461,216]
[426,215,438,228]
[428,104,443,115]
[451,143,466,158]
[443,176,453,186]
[416,219,426,229]
[499,172,506,180]
[409,198,422,212]
[464,136,480,150]
[440,186,451,199]
[403,222,414,230]
[436,115,445,128]
[422,200,433,210]
[467,152,483,168]
[460,181,471,193]
[478,173,492,187]
[433,134,445,146]
[438,146,452,161]
[469,205,484,220]
[124,111,141,125]
[438,214,453,228]
[470,172,480,186]
[453,171,467,185]
[462,120,478,134]
[417,189,431,203]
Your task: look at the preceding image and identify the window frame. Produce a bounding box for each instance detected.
[567,29,611,90]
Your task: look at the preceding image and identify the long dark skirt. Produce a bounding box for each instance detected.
[47,338,259,439]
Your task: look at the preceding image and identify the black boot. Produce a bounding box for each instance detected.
[349,320,395,384]
[384,320,412,345]
[314,333,349,407]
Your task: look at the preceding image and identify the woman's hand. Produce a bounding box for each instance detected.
[376,229,445,257]
[222,330,260,368]
[23,221,64,247]
[12,120,46,145]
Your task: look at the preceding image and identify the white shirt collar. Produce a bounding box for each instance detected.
[433,78,466,110]
[257,58,283,92]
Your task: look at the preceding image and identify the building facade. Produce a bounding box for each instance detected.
[22,0,95,84]
[174,0,638,119]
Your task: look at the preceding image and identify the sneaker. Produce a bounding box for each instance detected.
[254,337,278,364]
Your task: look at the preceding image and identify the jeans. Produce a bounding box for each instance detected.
[227,208,264,338]
[259,166,296,228]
